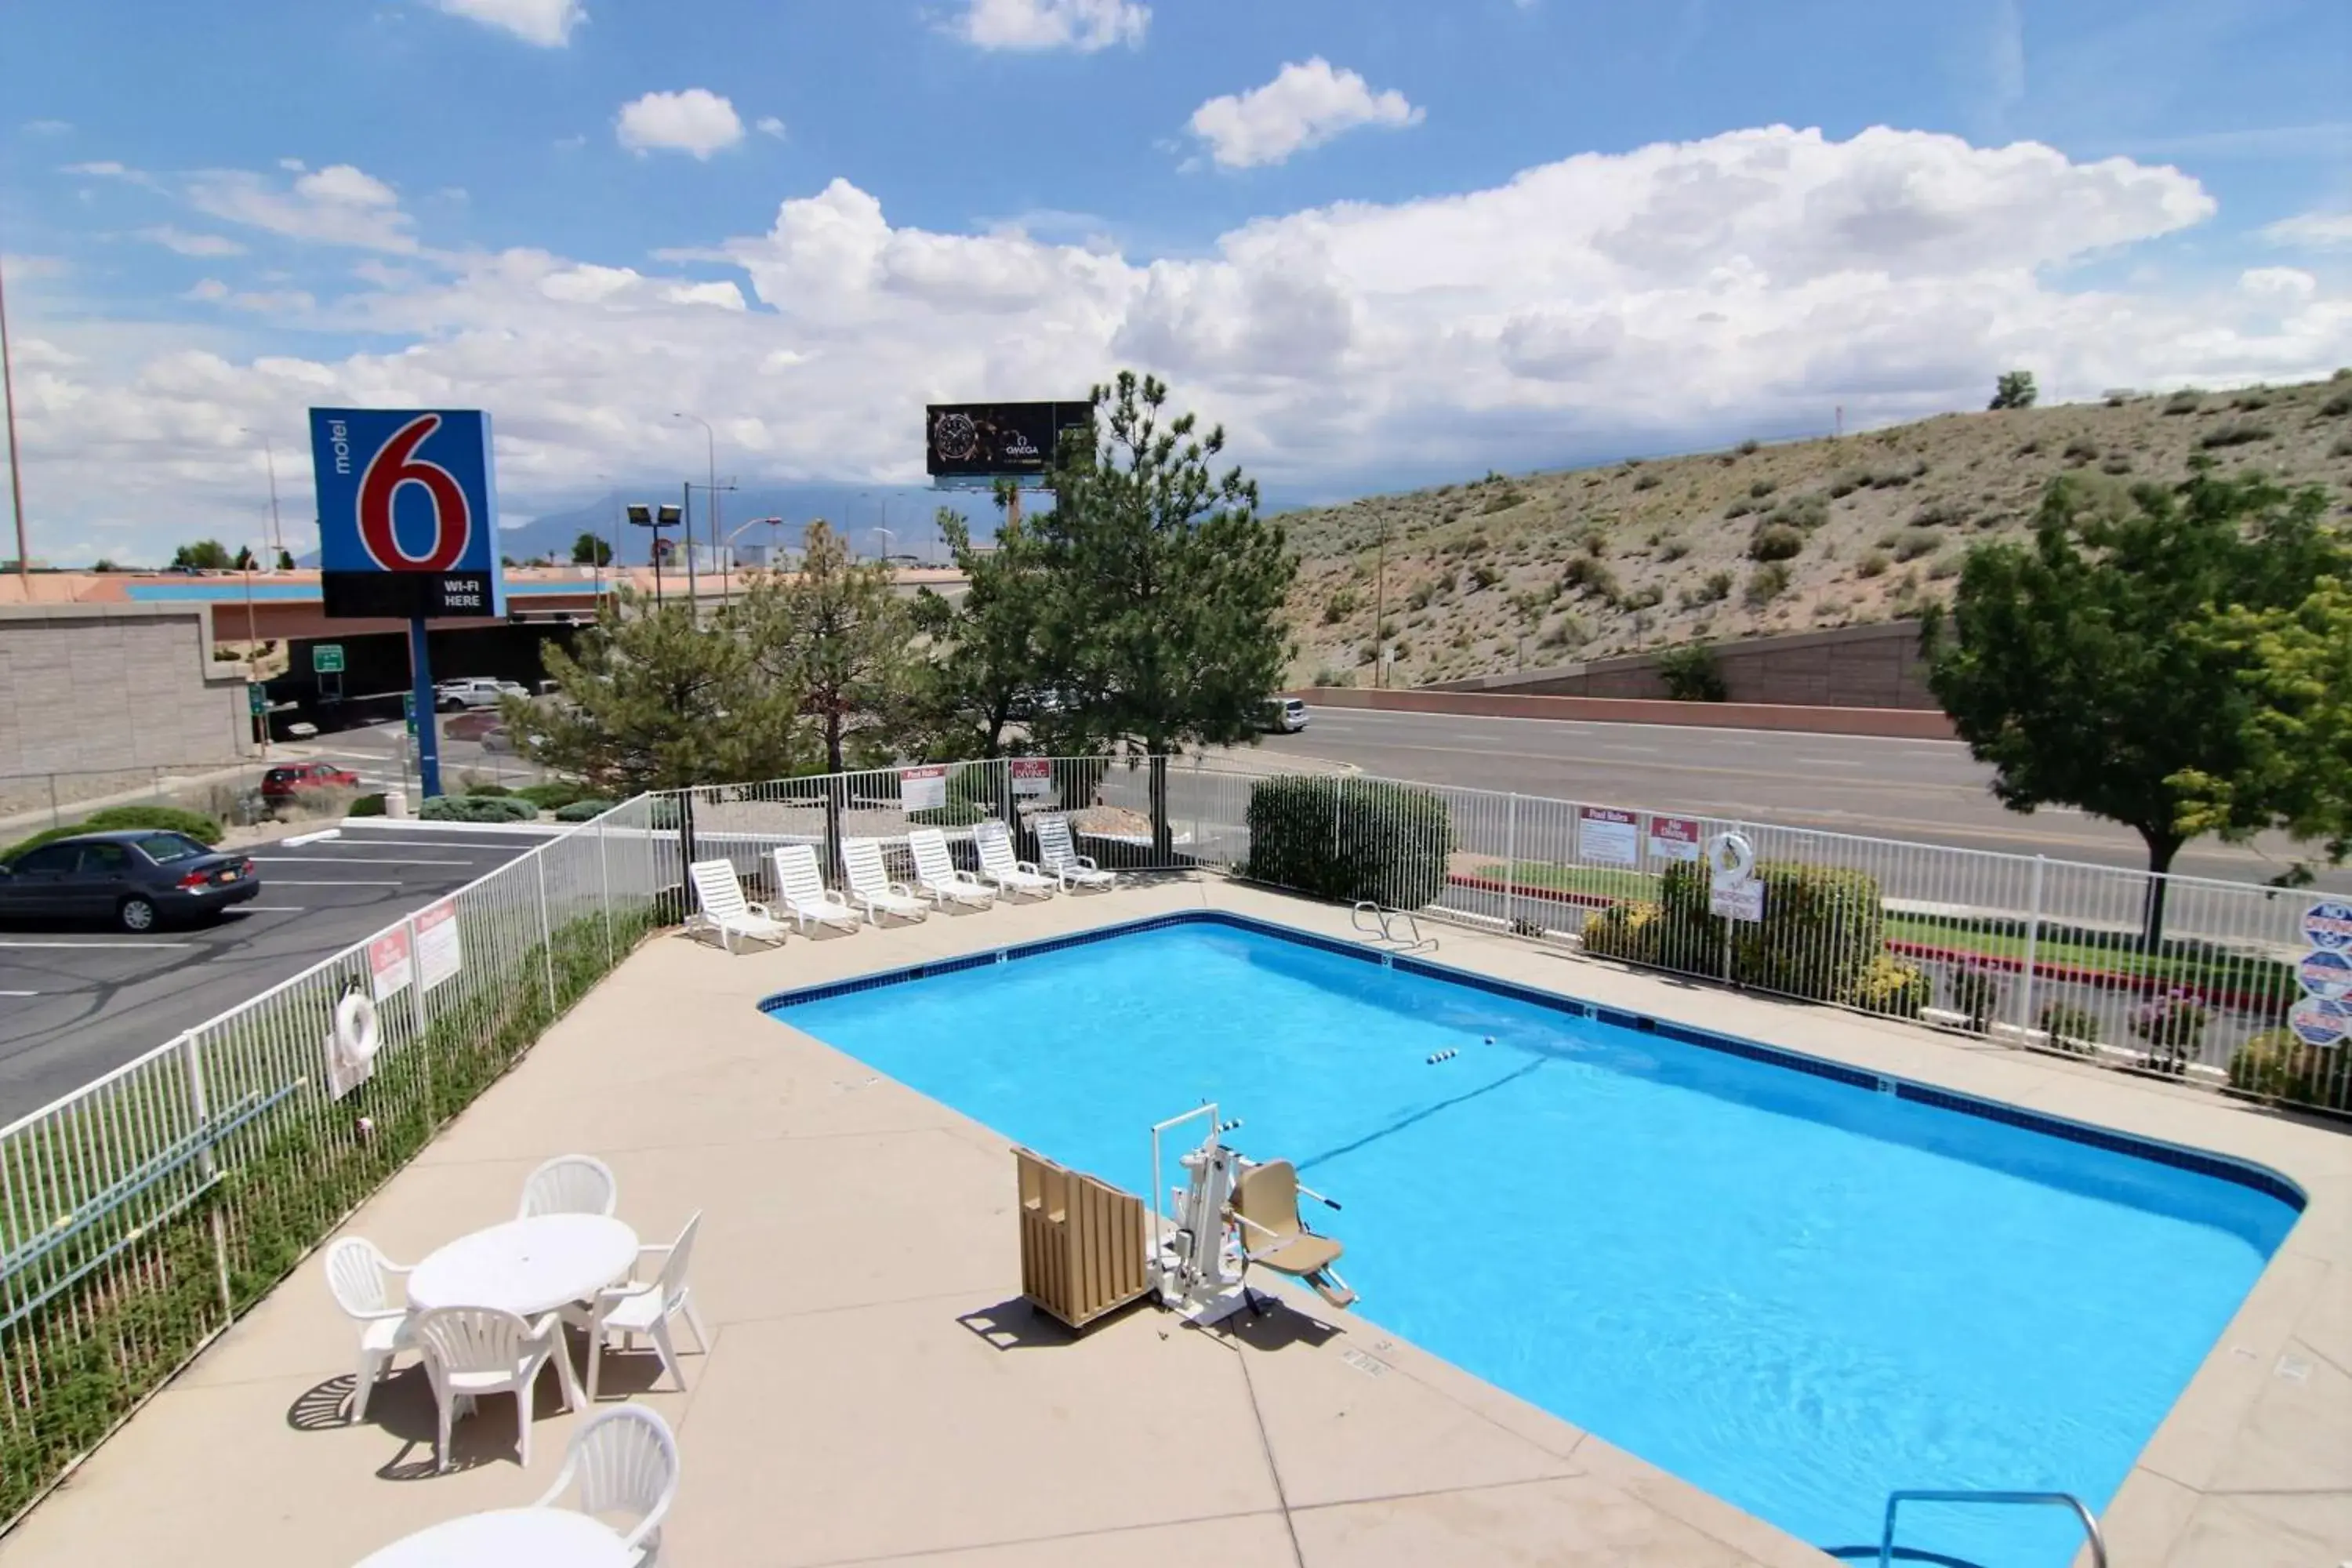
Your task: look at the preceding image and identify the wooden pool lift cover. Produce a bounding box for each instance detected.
[1013,1146,1152,1330]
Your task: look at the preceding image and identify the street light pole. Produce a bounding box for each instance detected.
[0,248,30,586]
[241,427,285,566]
[673,412,717,615]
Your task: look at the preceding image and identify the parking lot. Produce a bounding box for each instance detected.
[0,825,548,1127]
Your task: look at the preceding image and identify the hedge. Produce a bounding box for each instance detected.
[420,793,539,823]
[1244,775,1454,909]
[2,804,225,864]
[2228,1029,2352,1113]
[516,781,590,811]
[553,797,616,822]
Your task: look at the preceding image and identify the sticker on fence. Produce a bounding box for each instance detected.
[1647,815,1702,863]
[1011,759,1052,797]
[1577,807,1639,868]
[900,765,949,811]
[2298,948,2352,1002]
[2303,899,2352,954]
[369,928,414,1003]
[415,899,463,992]
[2286,996,2350,1050]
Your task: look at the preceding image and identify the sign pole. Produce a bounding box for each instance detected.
[408,618,442,799]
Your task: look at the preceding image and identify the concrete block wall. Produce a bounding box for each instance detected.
[0,605,255,779]
[1430,619,1937,710]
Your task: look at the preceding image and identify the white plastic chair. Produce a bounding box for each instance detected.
[568,1211,710,1402]
[687,858,788,953]
[971,820,1057,898]
[906,827,996,909]
[1035,815,1116,891]
[768,844,862,934]
[841,837,928,925]
[409,1305,570,1471]
[535,1405,681,1566]
[324,1236,414,1425]
[518,1152,619,1220]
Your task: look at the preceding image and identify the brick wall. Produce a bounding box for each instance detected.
[1430,619,1937,710]
[0,605,255,778]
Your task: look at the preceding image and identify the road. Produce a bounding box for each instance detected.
[292,715,550,796]
[0,825,546,1127]
[1258,707,2347,891]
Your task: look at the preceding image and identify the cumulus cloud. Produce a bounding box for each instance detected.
[2263,209,2352,250]
[957,0,1149,53]
[12,125,2350,565]
[615,89,746,159]
[1189,59,1423,169]
[755,116,786,140]
[187,163,417,252]
[424,0,584,47]
[144,227,247,257]
[2241,267,2318,300]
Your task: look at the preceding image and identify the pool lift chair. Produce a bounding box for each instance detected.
[1149,1105,1355,1327]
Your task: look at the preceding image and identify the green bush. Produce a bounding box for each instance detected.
[348,793,388,818]
[908,800,987,828]
[1945,964,2003,1028]
[1744,562,1791,606]
[1588,860,1895,1011]
[1244,776,1454,909]
[463,782,514,797]
[2228,1029,2352,1112]
[515,781,588,811]
[1748,523,1805,562]
[2038,1000,2101,1051]
[554,797,616,822]
[1657,644,1728,702]
[1849,953,1931,1018]
[2198,422,2270,449]
[420,793,539,823]
[83,804,224,842]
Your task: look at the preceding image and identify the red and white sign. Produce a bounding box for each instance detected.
[1577,806,1640,868]
[1647,815,1703,863]
[1011,759,1052,797]
[415,899,463,993]
[900,765,949,811]
[369,928,414,1004]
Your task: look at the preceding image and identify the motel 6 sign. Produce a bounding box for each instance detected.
[310,408,506,620]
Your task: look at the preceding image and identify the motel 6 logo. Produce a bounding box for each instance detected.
[309,407,499,580]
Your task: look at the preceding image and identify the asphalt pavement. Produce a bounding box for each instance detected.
[1257,706,2349,892]
[291,715,549,796]
[0,825,547,1127]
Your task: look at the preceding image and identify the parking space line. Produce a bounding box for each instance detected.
[0,989,38,996]
[265,880,405,887]
[0,939,198,949]
[250,856,471,866]
[237,905,308,913]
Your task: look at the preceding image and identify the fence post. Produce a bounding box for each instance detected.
[1504,793,1519,932]
[405,913,432,1120]
[535,853,557,1014]
[47,775,59,829]
[2016,855,2045,1040]
[177,1032,235,1319]
[597,815,613,967]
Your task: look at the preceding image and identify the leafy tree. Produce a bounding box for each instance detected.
[170,539,234,569]
[571,532,614,567]
[909,494,1047,761]
[274,548,295,571]
[2174,577,2352,873]
[1989,370,2038,410]
[514,590,810,793]
[91,557,119,573]
[1926,463,2342,945]
[1032,372,1298,855]
[747,521,919,775]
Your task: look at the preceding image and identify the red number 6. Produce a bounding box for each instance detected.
[358,415,472,572]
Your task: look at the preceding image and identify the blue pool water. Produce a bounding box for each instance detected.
[771,919,2300,1567]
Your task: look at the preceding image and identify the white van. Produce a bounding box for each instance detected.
[1264,697,1309,734]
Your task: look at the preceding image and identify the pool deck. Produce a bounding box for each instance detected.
[3,877,2347,1567]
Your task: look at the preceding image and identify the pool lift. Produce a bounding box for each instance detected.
[1148,1103,1354,1327]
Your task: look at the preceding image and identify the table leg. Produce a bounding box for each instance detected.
[549,1330,586,1410]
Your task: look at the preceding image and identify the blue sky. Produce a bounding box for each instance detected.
[2,0,2347,564]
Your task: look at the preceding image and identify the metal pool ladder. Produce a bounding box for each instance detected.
[1878,1490,2104,1568]
[1351,901,1435,953]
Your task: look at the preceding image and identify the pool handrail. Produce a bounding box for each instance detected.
[1878,1490,2105,1568]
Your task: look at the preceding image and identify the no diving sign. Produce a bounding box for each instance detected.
[2287,996,2350,1050]
[2303,899,2352,954]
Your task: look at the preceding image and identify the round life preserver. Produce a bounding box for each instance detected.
[334,993,380,1069]
[1705,831,1755,884]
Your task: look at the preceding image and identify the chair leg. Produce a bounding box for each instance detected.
[435,1390,454,1474]
[650,1317,687,1392]
[586,1328,604,1403]
[681,1297,711,1354]
[515,1386,532,1469]
[351,1347,387,1424]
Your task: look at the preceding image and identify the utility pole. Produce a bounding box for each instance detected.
[1371,521,1389,690]
[682,479,698,619]
[0,248,29,586]
[262,436,284,562]
[689,479,740,608]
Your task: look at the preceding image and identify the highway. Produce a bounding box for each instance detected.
[1256,706,2347,893]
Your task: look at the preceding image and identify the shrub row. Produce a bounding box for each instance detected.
[2,804,226,864]
[421,793,539,824]
[1243,775,1454,909]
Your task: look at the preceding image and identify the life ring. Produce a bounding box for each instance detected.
[1705,831,1755,884]
[334,993,380,1069]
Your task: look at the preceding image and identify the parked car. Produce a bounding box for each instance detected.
[434,677,532,712]
[1264,697,1310,734]
[260,761,361,801]
[0,831,260,932]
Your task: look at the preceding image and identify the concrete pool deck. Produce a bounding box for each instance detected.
[2,878,2345,1566]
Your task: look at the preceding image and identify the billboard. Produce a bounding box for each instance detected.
[310,408,506,619]
[925,401,1093,484]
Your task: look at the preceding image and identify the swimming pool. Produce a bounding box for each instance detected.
[765,914,2302,1567]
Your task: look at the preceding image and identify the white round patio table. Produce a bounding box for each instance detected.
[406,1214,638,1318]
[353,1507,630,1567]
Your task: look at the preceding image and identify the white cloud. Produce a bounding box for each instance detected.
[957,0,1148,53]
[423,0,584,47]
[2241,267,2318,300]
[64,160,129,177]
[615,89,746,160]
[187,163,417,252]
[2263,209,2352,250]
[755,116,787,140]
[1188,59,1423,169]
[15,126,2352,568]
[144,227,247,257]
[23,120,71,136]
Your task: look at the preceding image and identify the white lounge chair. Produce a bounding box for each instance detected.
[566,1211,710,1401]
[1036,815,1116,891]
[410,1305,571,1472]
[841,837,929,925]
[768,844,862,934]
[536,1406,681,1567]
[972,820,1057,898]
[907,826,996,909]
[518,1152,619,1220]
[323,1236,414,1425]
[688,858,787,953]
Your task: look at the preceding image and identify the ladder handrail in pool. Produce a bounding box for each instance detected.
[1878,1490,2105,1568]
[1350,901,1436,953]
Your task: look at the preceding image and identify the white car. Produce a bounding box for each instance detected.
[434,677,532,712]
[1264,697,1309,733]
